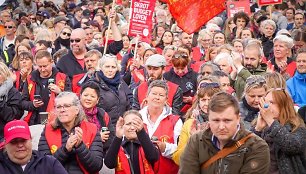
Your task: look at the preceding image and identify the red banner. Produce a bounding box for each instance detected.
[227,0,251,18]
[128,0,156,43]
[167,0,226,34]
[258,0,282,6]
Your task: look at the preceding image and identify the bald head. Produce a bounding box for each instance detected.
[71,28,86,39]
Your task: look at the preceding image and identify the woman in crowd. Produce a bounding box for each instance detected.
[79,82,115,154]
[264,72,287,90]
[253,88,306,174]
[139,80,183,174]
[267,35,296,78]
[260,19,277,58]
[232,39,244,54]
[12,51,34,92]
[196,29,212,61]
[90,54,133,126]
[104,110,159,173]
[162,45,177,71]
[232,11,250,39]
[163,49,198,114]
[223,17,236,42]
[53,27,72,53]
[117,34,130,61]
[155,30,174,54]
[0,62,24,139]
[152,24,168,47]
[10,42,32,71]
[212,31,226,47]
[172,83,221,165]
[38,92,103,174]
[204,45,218,61]
[239,75,267,130]
[239,28,255,40]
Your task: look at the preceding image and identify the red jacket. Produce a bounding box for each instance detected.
[115,147,155,174]
[45,121,97,174]
[71,73,86,96]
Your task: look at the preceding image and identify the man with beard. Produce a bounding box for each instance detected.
[19,0,37,14]
[132,54,183,116]
[287,48,306,107]
[232,42,267,100]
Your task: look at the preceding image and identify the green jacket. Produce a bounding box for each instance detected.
[179,128,270,174]
[234,63,267,100]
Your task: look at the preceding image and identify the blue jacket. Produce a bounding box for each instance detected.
[287,71,306,107]
[0,150,68,174]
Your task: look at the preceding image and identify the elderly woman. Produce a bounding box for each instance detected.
[139,80,183,174]
[90,54,133,125]
[0,62,24,139]
[195,29,212,61]
[172,83,221,165]
[239,75,267,130]
[267,35,296,78]
[163,48,198,114]
[253,88,306,174]
[53,26,72,53]
[260,19,277,58]
[213,52,233,75]
[38,92,103,174]
[104,110,159,173]
[80,82,115,154]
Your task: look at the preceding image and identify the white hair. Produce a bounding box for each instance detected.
[262,19,276,31]
[213,52,233,67]
[97,54,121,71]
[206,23,221,32]
[273,35,294,49]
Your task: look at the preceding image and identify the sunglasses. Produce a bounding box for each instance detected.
[172,53,189,59]
[4,26,15,29]
[70,38,81,43]
[62,32,71,36]
[200,82,220,88]
[246,76,266,86]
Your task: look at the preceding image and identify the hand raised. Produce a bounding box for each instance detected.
[116,117,124,138]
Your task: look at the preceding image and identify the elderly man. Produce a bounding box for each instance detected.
[287,48,306,107]
[179,92,270,173]
[0,120,68,174]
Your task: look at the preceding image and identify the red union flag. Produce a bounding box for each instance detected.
[128,0,156,43]
[167,0,226,34]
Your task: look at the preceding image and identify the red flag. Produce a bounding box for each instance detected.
[167,0,226,34]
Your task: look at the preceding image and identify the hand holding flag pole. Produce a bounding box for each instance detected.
[103,0,117,55]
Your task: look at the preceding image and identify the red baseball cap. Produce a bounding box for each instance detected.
[4,120,31,144]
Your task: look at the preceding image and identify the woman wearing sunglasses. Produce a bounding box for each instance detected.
[252,88,306,174]
[172,83,221,165]
[53,27,72,54]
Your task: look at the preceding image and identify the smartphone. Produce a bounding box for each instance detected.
[34,95,42,101]
[48,78,55,85]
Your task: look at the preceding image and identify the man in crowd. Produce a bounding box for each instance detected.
[132,54,183,116]
[287,48,306,107]
[0,19,17,66]
[21,50,71,125]
[232,42,267,99]
[0,120,68,173]
[291,12,305,31]
[179,92,270,173]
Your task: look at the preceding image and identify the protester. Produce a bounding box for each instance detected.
[260,19,277,58]
[0,120,68,174]
[90,54,132,125]
[172,84,221,165]
[53,26,72,53]
[38,92,103,174]
[139,80,183,174]
[253,88,306,174]
[104,110,159,173]
[0,19,17,66]
[179,92,270,173]
[79,82,115,154]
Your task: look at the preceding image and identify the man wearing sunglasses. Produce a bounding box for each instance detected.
[0,19,17,66]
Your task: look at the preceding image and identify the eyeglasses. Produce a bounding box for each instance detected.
[4,26,15,29]
[246,76,266,86]
[199,82,220,88]
[70,38,81,43]
[55,104,74,110]
[172,53,189,59]
[62,32,71,36]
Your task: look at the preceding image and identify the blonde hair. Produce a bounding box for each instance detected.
[0,62,12,82]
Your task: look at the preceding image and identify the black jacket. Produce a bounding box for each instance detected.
[57,41,123,79]
[21,68,71,125]
[104,129,159,173]
[0,84,24,138]
[38,123,104,174]
[0,150,68,174]
[90,72,133,125]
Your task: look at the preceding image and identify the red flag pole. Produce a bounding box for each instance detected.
[103,0,117,55]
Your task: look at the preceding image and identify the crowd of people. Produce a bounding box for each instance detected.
[0,0,305,173]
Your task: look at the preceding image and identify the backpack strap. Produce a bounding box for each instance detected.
[201,133,254,169]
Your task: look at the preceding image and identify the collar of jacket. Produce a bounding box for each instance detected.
[294,71,306,81]
[248,63,267,74]
[92,71,122,91]
[31,67,59,82]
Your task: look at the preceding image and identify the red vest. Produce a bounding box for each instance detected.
[24,73,66,123]
[190,60,205,72]
[146,115,180,174]
[115,147,155,174]
[192,47,203,62]
[45,121,97,174]
[137,81,178,107]
[71,73,86,96]
[15,71,21,90]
